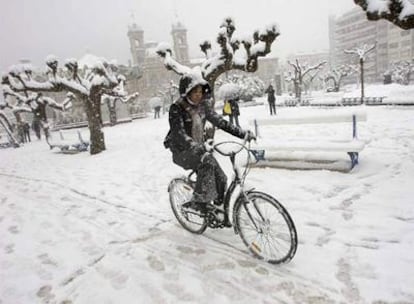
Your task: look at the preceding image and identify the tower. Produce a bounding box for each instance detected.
[127,23,146,66]
[171,22,189,63]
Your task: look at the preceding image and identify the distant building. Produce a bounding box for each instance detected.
[329,7,414,83]
[127,22,188,101]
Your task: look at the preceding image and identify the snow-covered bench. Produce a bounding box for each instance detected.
[284,98,299,107]
[342,97,384,106]
[46,130,89,153]
[250,109,367,171]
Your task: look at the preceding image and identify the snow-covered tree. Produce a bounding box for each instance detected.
[3,72,72,140]
[0,101,20,147]
[286,59,326,100]
[157,80,179,113]
[324,65,354,92]
[355,0,414,30]
[157,17,279,104]
[344,43,376,103]
[216,74,265,102]
[216,82,240,101]
[7,55,124,155]
[1,75,28,146]
[101,75,139,126]
[390,60,414,85]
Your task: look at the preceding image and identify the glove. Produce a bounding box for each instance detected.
[245,130,256,142]
[191,142,206,155]
[204,139,214,152]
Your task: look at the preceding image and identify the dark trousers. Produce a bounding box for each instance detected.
[172,149,227,203]
[24,130,31,142]
[269,102,276,115]
[229,115,240,127]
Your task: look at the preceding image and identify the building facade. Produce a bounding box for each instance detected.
[329,7,414,83]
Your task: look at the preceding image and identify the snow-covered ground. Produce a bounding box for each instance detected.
[1,101,414,304]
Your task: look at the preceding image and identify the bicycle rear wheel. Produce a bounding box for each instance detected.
[168,178,207,234]
[234,191,297,264]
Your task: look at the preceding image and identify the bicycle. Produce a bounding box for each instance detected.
[168,140,298,264]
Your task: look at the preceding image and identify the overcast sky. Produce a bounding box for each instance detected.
[0,0,357,72]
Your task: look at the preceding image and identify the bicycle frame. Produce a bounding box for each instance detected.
[173,140,298,263]
[211,141,264,232]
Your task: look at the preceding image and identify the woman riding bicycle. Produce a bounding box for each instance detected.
[164,73,255,215]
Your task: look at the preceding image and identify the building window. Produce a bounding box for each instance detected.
[389,42,399,48]
[401,30,411,37]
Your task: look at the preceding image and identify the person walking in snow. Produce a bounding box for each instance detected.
[228,97,240,127]
[265,84,276,115]
[163,73,255,223]
[22,120,31,142]
[154,105,161,119]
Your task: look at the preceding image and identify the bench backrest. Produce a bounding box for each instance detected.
[58,129,87,144]
[251,109,367,139]
[251,110,366,126]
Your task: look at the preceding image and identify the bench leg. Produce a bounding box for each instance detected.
[347,152,359,169]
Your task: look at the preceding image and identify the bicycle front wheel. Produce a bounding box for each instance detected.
[234,191,297,264]
[168,178,207,234]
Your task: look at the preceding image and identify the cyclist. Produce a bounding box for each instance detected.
[164,73,255,215]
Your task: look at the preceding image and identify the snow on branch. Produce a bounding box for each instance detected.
[344,42,376,60]
[7,56,120,98]
[157,17,279,86]
[354,0,414,29]
[287,59,327,79]
[156,43,193,76]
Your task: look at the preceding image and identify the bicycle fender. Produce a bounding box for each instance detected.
[167,176,188,192]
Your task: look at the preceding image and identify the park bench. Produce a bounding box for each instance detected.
[342,97,362,106]
[363,97,384,105]
[341,97,384,106]
[130,112,147,120]
[46,129,89,153]
[284,98,299,107]
[250,109,367,172]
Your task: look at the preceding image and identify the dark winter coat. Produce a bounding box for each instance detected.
[229,98,240,116]
[164,97,246,154]
[265,85,276,103]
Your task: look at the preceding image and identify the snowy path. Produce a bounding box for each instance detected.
[1,104,414,303]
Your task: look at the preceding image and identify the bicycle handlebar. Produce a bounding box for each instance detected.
[212,138,250,157]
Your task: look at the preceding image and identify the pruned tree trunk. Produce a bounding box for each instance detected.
[88,89,106,154]
[360,58,365,103]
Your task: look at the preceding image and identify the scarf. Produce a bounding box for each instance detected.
[185,98,204,143]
